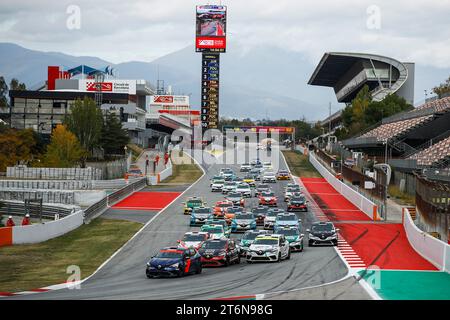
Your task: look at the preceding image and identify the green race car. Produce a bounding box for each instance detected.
[276,226,304,252]
[203,219,231,238]
[200,224,227,240]
[183,197,206,215]
[238,230,270,256]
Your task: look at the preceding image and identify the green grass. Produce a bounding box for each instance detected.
[282,150,321,178]
[162,152,203,184]
[0,218,142,293]
[388,185,416,206]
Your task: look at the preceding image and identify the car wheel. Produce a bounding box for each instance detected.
[178,269,185,277]
[299,243,304,252]
[247,260,253,264]
[236,255,241,264]
[146,274,154,279]
[225,257,230,267]
[286,249,291,260]
[277,253,281,262]
[308,240,313,247]
[332,240,338,246]
[196,263,202,274]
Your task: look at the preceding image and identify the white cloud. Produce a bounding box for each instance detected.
[0,0,449,68]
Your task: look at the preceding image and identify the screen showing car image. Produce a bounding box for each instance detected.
[195,5,227,52]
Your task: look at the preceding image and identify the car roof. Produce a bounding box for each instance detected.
[185,231,209,235]
[255,235,282,240]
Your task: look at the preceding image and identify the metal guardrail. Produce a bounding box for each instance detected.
[381,106,437,124]
[83,177,147,222]
[0,200,77,220]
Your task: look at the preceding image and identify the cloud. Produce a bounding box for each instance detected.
[0,0,449,68]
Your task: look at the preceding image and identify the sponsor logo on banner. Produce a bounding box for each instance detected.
[196,37,226,49]
[80,80,136,94]
[86,82,113,92]
[153,96,174,103]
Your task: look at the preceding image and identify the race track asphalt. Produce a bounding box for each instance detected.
[9,145,351,300]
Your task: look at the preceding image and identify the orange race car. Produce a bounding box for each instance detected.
[224,206,245,225]
[213,200,233,219]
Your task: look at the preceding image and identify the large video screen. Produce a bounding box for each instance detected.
[195,5,227,53]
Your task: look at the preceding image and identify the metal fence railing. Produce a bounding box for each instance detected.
[83,177,147,222]
[0,200,78,220]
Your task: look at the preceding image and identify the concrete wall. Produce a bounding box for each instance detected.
[0,210,84,246]
[403,208,449,273]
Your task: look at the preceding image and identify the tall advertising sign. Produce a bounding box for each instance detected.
[195,5,227,53]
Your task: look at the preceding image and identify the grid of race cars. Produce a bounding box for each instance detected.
[146,159,340,278]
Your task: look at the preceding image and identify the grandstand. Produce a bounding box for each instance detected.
[408,136,450,167]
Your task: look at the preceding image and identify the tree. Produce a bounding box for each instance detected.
[0,127,38,171]
[9,78,26,91]
[433,76,450,98]
[100,112,130,155]
[64,97,103,155]
[42,124,86,168]
[364,94,413,125]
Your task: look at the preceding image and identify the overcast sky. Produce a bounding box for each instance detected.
[0,0,449,68]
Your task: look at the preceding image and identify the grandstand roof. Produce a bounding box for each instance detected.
[308,52,412,103]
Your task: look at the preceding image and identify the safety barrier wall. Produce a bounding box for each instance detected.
[309,151,377,220]
[403,208,449,273]
[148,160,173,185]
[0,210,84,246]
[6,167,102,180]
[12,210,84,244]
[0,178,139,191]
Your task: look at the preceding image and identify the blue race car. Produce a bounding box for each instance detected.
[146,247,202,278]
[274,213,301,231]
[231,212,257,232]
[190,207,213,226]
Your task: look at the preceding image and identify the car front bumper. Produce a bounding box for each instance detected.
[246,251,278,262]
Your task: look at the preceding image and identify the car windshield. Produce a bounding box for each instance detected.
[183,234,206,241]
[202,240,226,249]
[227,207,242,213]
[228,192,241,197]
[194,208,211,214]
[312,224,333,232]
[242,232,258,240]
[261,192,274,197]
[291,197,305,202]
[264,172,275,176]
[214,180,225,184]
[237,185,249,190]
[224,182,236,186]
[279,229,299,236]
[258,184,269,189]
[288,186,300,191]
[252,207,268,214]
[253,238,278,245]
[236,213,254,220]
[266,211,279,217]
[209,227,224,234]
[188,200,202,205]
[277,215,297,221]
[155,250,184,259]
[217,203,231,207]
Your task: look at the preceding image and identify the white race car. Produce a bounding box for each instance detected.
[246,234,290,263]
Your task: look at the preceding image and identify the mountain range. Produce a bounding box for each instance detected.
[0,42,448,121]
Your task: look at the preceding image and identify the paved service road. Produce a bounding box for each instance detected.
[10,145,349,300]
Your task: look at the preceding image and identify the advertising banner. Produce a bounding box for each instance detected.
[195,5,227,53]
[79,79,136,94]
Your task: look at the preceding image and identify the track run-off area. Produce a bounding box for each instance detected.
[3,144,450,300]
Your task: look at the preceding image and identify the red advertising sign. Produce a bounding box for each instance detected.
[85,82,113,92]
[196,37,226,50]
[153,96,174,103]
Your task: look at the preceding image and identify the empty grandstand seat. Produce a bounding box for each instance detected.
[408,136,450,166]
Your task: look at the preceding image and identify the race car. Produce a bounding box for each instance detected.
[264,208,285,230]
[146,247,202,278]
[225,192,245,207]
[213,200,233,218]
[275,226,304,252]
[210,175,223,187]
[242,175,256,187]
[258,191,278,206]
[287,195,308,212]
[125,166,144,179]
[262,162,273,171]
[204,218,231,237]
[307,221,339,247]
[284,185,302,201]
[177,231,209,250]
[189,207,213,226]
[198,238,240,267]
[276,170,291,180]
[262,171,277,183]
[183,197,206,215]
[235,183,252,198]
[211,178,225,192]
[254,183,271,197]
[246,234,290,263]
[238,230,271,256]
[219,168,235,181]
[200,224,227,240]
[240,163,252,172]
[230,212,257,232]
[251,205,269,225]
[222,181,238,194]
[224,206,244,225]
[274,213,301,230]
